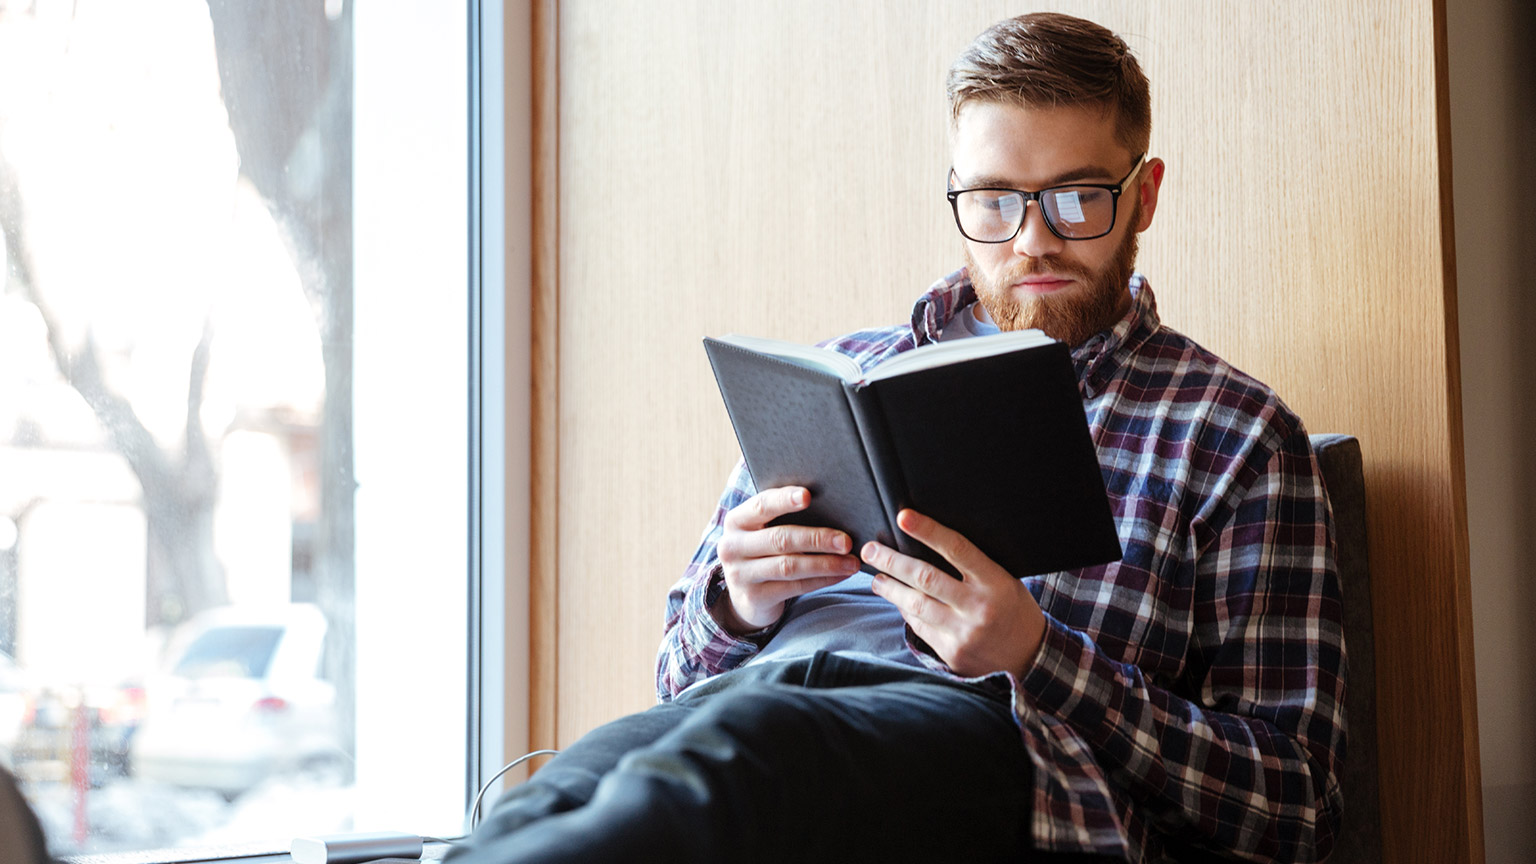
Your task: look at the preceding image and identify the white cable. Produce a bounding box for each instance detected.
[463,749,561,834]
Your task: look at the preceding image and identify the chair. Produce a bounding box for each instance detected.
[1310,434,1382,864]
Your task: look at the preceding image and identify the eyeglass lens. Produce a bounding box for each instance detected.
[955,186,1116,241]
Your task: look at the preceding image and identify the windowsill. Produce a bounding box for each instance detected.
[65,839,455,864]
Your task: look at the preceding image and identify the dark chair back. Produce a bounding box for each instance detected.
[1310,434,1382,864]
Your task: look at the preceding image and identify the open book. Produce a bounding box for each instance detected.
[703,331,1122,580]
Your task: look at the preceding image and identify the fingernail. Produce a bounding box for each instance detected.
[862,542,878,560]
[833,534,850,553]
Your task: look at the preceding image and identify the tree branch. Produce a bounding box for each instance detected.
[183,316,216,483]
[0,149,175,497]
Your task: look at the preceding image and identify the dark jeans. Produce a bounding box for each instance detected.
[449,652,1109,863]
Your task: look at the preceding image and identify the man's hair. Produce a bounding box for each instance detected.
[947,13,1150,155]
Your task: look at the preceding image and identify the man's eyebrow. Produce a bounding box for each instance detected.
[957,164,1119,189]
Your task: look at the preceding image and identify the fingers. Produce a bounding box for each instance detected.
[868,567,955,640]
[864,511,1045,677]
[859,538,961,606]
[861,535,962,651]
[719,521,852,562]
[894,509,989,577]
[724,486,810,531]
[720,555,858,633]
[727,545,861,582]
[718,486,854,579]
[734,572,857,614]
[717,486,859,631]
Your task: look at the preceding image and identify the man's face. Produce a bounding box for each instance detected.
[950,100,1163,347]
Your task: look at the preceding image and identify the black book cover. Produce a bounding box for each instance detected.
[702,336,1121,579]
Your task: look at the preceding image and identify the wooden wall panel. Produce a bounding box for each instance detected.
[537,2,1480,860]
[528,0,558,753]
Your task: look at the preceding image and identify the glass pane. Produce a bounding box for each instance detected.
[0,0,470,854]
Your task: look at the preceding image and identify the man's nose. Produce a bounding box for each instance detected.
[1012,200,1065,259]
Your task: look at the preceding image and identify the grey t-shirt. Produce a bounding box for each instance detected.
[745,571,927,671]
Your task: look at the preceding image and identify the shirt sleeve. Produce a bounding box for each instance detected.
[1018,428,1348,863]
[655,460,770,701]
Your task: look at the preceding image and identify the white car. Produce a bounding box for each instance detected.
[130,603,345,797]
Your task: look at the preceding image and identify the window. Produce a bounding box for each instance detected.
[0,0,518,856]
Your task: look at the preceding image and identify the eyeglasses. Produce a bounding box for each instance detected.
[946,154,1145,243]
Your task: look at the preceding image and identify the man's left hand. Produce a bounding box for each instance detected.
[863,508,1047,679]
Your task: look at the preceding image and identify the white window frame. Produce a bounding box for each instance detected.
[471,0,533,824]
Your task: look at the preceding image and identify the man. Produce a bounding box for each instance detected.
[453,12,1345,863]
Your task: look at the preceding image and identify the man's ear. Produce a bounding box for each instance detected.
[1134,158,1166,232]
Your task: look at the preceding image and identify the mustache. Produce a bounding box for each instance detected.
[998,256,1094,283]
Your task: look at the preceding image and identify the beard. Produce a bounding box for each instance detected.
[964,205,1141,348]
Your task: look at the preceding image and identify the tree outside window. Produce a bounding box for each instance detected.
[0,0,386,852]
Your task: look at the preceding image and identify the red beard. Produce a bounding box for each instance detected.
[965,209,1141,347]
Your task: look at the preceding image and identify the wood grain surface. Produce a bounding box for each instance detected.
[532,2,1480,860]
[528,0,559,755]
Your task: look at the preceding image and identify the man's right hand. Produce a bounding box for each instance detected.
[714,486,861,635]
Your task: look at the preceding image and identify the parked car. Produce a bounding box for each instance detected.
[130,603,345,798]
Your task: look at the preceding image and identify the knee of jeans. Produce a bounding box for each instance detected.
[701,682,820,727]
[609,705,808,812]
[657,684,829,764]
[491,762,601,817]
[609,746,715,805]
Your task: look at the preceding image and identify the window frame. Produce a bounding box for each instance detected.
[468,0,532,828]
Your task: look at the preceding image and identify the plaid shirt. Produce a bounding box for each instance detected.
[658,270,1347,863]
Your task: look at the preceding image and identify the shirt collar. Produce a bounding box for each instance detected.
[910,268,978,345]
[909,269,1160,398]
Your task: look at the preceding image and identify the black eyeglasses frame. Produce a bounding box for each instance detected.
[945,153,1147,243]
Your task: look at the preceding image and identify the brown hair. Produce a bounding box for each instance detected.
[947,13,1150,154]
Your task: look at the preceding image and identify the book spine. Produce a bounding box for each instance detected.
[844,382,903,545]
[845,383,959,578]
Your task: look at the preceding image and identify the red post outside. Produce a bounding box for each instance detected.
[70,701,89,847]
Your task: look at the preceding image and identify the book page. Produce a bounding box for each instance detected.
[863,329,1053,382]
[716,333,864,382]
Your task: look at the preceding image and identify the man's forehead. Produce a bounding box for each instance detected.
[950,100,1130,185]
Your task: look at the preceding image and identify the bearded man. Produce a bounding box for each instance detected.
[453,12,1345,864]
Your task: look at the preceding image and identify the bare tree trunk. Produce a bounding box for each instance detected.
[203,0,356,762]
[0,154,227,627]
[0,0,358,760]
